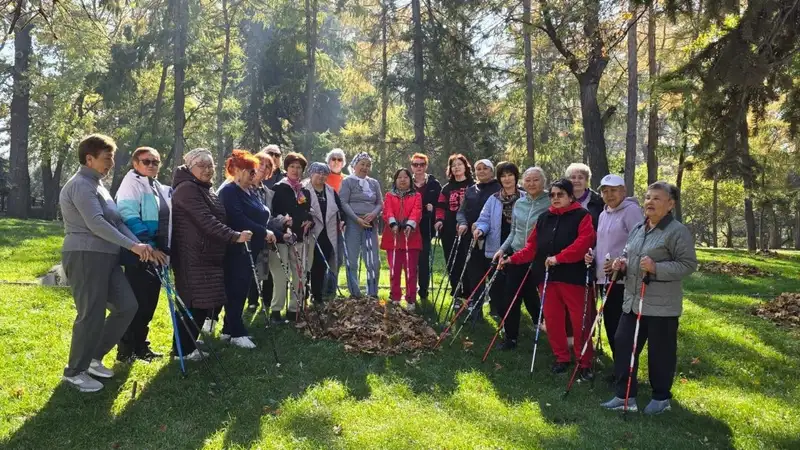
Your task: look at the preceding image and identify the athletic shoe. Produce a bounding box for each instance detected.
[220,334,231,341]
[405,303,416,313]
[392,300,401,307]
[135,347,163,361]
[579,368,594,382]
[270,311,284,325]
[62,372,104,393]
[247,304,258,312]
[174,349,208,361]
[116,351,134,363]
[88,359,114,379]
[202,318,216,334]
[497,338,517,351]
[601,396,638,412]
[286,311,297,322]
[551,361,569,374]
[643,399,671,415]
[230,336,257,349]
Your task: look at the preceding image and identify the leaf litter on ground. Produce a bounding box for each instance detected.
[296,296,438,355]
[699,261,769,277]
[752,292,800,328]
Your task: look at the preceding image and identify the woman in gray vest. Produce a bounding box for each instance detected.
[601,181,697,415]
[304,162,344,302]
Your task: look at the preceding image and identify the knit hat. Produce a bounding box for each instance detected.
[283,152,308,171]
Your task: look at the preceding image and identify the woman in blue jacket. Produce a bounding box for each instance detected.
[472,162,521,320]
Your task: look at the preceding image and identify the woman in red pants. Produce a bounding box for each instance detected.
[500,178,596,377]
[381,168,423,311]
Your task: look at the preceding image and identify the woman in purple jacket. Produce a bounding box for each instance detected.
[584,174,642,360]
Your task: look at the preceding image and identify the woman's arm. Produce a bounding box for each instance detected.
[219,187,267,241]
[338,179,360,221]
[370,179,383,217]
[73,183,138,249]
[407,193,422,229]
[435,191,446,223]
[174,184,240,243]
[383,193,395,226]
[653,225,698,281]
[508,223,538,265]
[474,197,494,235]
[116,179,151,241]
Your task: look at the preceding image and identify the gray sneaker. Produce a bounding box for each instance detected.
[87,359,114,379]
[62,372,104,392]
[643,399,671,415]
[601,396,638,412]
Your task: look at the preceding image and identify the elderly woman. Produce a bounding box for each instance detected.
[584,174,642,358]
[304,162,344,303]
[410,153,442,301]
[115,146,172,362]
[246,150,276,312]
[601,182,697,416]
[325,148,346,192]
[269,152,314,322]
[172,148,253,359]
[59,134,157,392]
[340,152,384,297]
[434,154,474,302]
[218,150,281,349]
[455,159,501,311]
[472,161,518,317]
[565,163,604,230]
[263,144,285,189]
[500,179,596,374]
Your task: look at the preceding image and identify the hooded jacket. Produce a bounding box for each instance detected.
[594,197,643,282]
[500,191,550,254]
[116,169,172,251]
[380,189,423,251]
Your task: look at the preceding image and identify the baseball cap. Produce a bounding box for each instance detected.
[599,174,625,188]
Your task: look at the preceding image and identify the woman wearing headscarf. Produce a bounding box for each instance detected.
[457,159,501,311]
[340,152,384,297]
[115,146,172,362]
[434,154,474,302]
[304,162,344,303]
[172,148,253,360]
[381,168,423,311]
[218,150,281,349]
[410,153,442,302]
[269,152,314,322]
[472,162,521,322]
[500,179,596,375]
[601,182,696,415]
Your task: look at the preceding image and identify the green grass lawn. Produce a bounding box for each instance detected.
[1,218,799,449]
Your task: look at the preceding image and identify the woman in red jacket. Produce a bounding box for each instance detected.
[381,168,423,312]
[500,178,596,377]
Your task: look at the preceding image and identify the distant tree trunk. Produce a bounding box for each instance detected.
[411,0,425,151]
[216,0,233,180]
[171,0,188,171]
[741,117,757,251]
[674,107,688,222]
[711,173,718,247]
[646,5,658,185]
[522,0,535,164]
[770,205,782,249]
[578,72,611,188]
[304,0,318,155]
[624,0,638,195]
[379,0,390,158]
[795,201,800,249]
[8,17,33,219]
[726,220,734,248]
[41,143,67,220]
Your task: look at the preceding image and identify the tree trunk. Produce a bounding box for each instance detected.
[770,205,782,249]
[624,0,638,196]
[711,172,719,247]
[577,72,610,188]
[522,0,535,164]
[674,107,688,222]
[41,144,66,220]
[304,0,318,155]
[795,201,800,250]
[216,0,233,180]
[379,0,390,158]
[8,17,33,219]
[411,0,425,151]
[741,118,757,251]
[646,5,659,185]
[726,220,734,248]
[171,0,188,171]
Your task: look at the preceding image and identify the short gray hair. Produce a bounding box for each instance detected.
[522,166,547,186]
[326,148,346,164]
[565,162,591,181]
[647,181,679,201]
[183,148,213,169]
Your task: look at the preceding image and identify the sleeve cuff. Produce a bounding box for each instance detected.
[406,220,417,229]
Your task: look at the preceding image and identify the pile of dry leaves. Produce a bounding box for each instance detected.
[296,297,439,355]
[752,293,800,328]
[699,261,769,277]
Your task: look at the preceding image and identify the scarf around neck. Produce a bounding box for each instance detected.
[496,188,520,223]
[284,177,307,204]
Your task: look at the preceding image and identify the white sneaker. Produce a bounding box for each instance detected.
[405,303,416,313]
[220,334,231,341]
[230,336,256,349]
[62,372,104,392]
[202,319,217,334]
[173,349,208,361]
[88,359,114,379]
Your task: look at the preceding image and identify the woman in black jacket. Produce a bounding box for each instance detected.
[410,153,442,301]
[434,154,474,301]
[268,152,314,323]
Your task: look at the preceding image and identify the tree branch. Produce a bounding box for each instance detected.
[538,0,580,74]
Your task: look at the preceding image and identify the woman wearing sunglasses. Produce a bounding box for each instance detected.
[500,178,596,377]
[115,146,171,362]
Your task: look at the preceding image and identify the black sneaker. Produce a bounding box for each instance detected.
[497,338,517,351]
[551,362,569,374]
[286,311,298,322]
[270,311,284,325]
[116,351,133,363]
[579,368,594,382]
[135,347,163,361]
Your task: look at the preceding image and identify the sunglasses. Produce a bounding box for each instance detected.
[139,159,161,167]
[268,152,281,158]
[549,191,567,199]
[411,162,426,167]
[330,157,343,162]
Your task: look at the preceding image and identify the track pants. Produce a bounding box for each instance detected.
[119,261,161,356]
[542,281,595,368]
[223,253,252,338]
[311,231,334,302]
[613,313,679,401]
[597,282,624,357]
[269,241,314,313]
[387,249,420,303]
[343,220,379,297]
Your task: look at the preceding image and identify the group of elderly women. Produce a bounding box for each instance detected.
[58,134,697,416]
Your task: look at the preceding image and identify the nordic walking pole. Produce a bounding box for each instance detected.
[404,230,411,301]
[313,234,344,298]
[573,261,592,376]
[340,227,354,296]
[165,278,187,376]
[434,263,494,348]
[443,235,476,325]
[563,270,619,398]
[624,273,651,419]
[245,243,280,364]
[530,268,551,373]
[364,227,377,296]
[391,230,398,286]
[596,254,611,356]
[450,266,501,345]
[438,234,467,324]
[483,263,533,362]
[432,233,459,320]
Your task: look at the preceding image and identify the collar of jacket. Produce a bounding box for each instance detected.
[476,179,499,190]
[78,165,102,182]
[548,201,583,215]
[645,212,674,231]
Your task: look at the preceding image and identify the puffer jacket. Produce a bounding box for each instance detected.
[380,190,423,250]
[171,166,241,309]
[622,213,697,317]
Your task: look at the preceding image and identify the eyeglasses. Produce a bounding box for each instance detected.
[411,162,426,167]
[549,191,567,199]
[139,159,161,167]
[268,152,281,158]
[330,157,343,162]
[195,162,215,170]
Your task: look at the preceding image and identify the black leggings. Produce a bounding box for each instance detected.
[440,229,470,296]
[310,231,334,302]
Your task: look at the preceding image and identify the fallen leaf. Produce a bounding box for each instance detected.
[111,443,121,449]
[11,387,23,399]
[545,403,551,407]
[333,424,343,435]
[263,406,272,414]
[274,409,282,416]
[680,377,688,384]
[494,363,503,371]
[461,339,474,350]
[691,357,701,365]
[159,425,167,432]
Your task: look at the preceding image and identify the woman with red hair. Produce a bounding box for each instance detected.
[218,149,280,349]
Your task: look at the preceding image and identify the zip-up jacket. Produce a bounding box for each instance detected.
[457,179,501,227]
[380,190,423,251]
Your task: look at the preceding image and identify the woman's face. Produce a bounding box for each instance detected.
[569,171,588,194]
[87,150,115,177]
[411,158,427,176]
[311,172,328,188]
[499,172,516,190]
[395,171,411,190]
[355,159,371,177]
[236,167,256,189]
[450,159,466,178]
[133,151,160,178]
[601,185,626,209]
[475,163,493,183]
[287,162,304,180]
[191,159,215,184]
[523,171,544,196]
[253,158,272,184]
[644,188,674,222]
[549,186,572,209]
[328,155,344,174]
